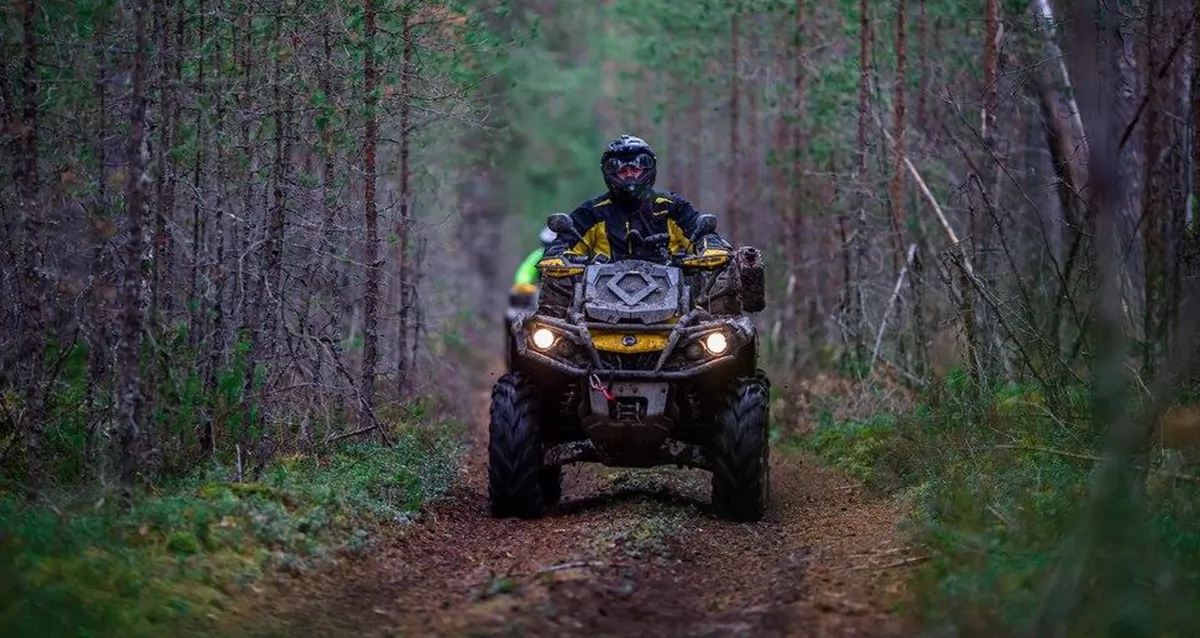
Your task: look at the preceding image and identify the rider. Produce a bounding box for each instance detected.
[509,225,557,306]
[537,134,733,275]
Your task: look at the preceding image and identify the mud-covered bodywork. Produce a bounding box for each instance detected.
[510,260,757,380]
[505,252,763,470]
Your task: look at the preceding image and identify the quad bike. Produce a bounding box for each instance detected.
[489,212,770,522]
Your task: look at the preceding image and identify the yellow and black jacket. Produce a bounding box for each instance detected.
[537,190,732,277]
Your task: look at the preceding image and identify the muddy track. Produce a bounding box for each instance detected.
[229,366,914,637]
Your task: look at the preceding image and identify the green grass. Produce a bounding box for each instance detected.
[0,425,462,638]
[795,372,1200,637]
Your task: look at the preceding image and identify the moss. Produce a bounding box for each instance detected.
[800,412,900,487]
[0,425,462,637]
[166,532,200,555]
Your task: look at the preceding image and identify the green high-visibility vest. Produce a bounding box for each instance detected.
[514,247,544,286]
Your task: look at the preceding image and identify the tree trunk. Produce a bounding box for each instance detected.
[120,0,152,503]
[85,2,113,473]
[851,0,872,366]
[253,0,291,468]
[727,4,742,245]
[666,74,682,191]
[746,46,760,249]
[982,0,998,145]
[266,0,288,362]
[360,0,381,431]
[188,0,208,352]
[235,9,262,463]
[1194,0,1199,242]
[685,87,701,198]
[151,0,178,324]
[889,0,908,276]
[0,33,18,204]
[979,0,998,265]
[204,3,231,458]
[1187,0,1199,326]
[962,0,1000,386]
[1031,0,1089,233]
[396,9,414,398]
[318,20,350,421]
[792,0,808,360]
[18,0,46,494]
[891,0,926,375]
[772,17,795,367]
[597,0,617,130]
[1141,0,1165,377]
[917,0,928,133]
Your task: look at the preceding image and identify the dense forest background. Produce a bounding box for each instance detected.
[2,0,1199,635]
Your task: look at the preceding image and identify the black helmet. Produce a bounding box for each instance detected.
[600,134,657,202]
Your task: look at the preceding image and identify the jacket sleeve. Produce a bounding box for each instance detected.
[538,204,607,276]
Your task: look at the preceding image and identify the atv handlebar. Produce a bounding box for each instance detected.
[546,211,725,268]
[562,249,712,269]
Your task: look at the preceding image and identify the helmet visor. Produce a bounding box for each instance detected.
[603,152,656,175]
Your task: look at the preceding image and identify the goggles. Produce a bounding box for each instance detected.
[603,153,655,174]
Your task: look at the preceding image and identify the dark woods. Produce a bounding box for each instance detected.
[0,0,489,498]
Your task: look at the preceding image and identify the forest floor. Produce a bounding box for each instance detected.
[222,362,918,637]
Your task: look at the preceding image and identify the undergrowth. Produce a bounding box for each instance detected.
[0,424,462,638]
[795,371,1200,637]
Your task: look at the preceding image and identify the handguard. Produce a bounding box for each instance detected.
[677,235,732,269]
[536,255,585,278]
[678,250,731,268]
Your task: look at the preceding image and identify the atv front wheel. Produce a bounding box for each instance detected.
[488,372,547,518]
[711,373,771,521]
[541,466,563,506]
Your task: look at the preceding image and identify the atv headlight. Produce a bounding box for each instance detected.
[531,327,557,350]
[703,331,729,355]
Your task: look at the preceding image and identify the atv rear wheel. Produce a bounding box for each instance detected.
[488,372,547,518]
[711,372,770,522]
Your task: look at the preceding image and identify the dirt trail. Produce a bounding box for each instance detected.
[228,365,914,637]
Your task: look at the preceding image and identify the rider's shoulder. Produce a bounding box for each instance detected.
[566,196,608,222]
[579,193,615,209]
[650,189,693,209]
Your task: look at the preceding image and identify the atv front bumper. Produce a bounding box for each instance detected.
[508,312,756,381]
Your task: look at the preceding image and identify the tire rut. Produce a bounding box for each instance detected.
[227,365,913,637]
